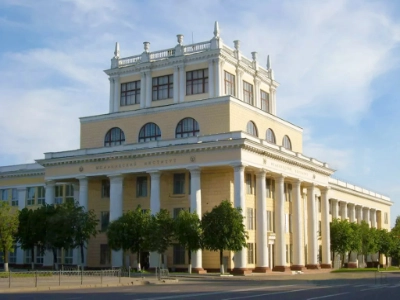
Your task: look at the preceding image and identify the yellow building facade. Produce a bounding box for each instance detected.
[0,23,392,273]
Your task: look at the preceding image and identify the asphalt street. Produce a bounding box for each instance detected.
[0,273,399,300]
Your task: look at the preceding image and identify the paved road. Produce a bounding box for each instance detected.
[0,273,399,300]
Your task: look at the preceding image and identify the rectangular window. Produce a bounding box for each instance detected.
[246,174,253,194]
[37,186,45,205]
[285,214,289,233]
[101,211,110,231]
[0,189,8,201]
[64,248,73,264]
[65,184,74,203]
[36,246,44,264]
[56,248,62,265]
[260,90,270,112]
[11,188,18,206]
[102,180,110,198]
[286,245,289,263]
[267,210,273,231]
[247,208,254,230]
[247,243,254,264]
[9,245,17,263]
[152,75,173,100]
[173,208,185,219]
[186,69,208,95]
[266,178,275,199]
[173,173,185,194]
[26,187,36,206]
[55,185,63,204]
[24,250,31,264]
[224,71,235,96]
[173,244,185,264]
[121,80,140,106]
[290,244,293,264]
[136,176,148,197]
[243,81,254,104]
[100,244,111,265]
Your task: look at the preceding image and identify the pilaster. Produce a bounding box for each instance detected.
[320,187,331,269]
[273,174,288,271]
[45,180,55,205]
[109,174,124,267]
[306,184,318,269]
[291,179,304,270]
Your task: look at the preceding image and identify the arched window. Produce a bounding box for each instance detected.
[176,118,199,138]
[104,127,125,147]
[283,135,292,150]
[246,121,258,137]
[266,128,276,144]
[138,122,161,142]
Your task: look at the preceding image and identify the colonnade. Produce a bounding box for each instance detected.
[38,165,380,271]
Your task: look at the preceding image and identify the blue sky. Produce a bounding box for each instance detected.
[0,0,399,226]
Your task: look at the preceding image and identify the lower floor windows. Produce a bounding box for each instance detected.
[173,173,185,194]
[247,243,254,264]
[100,244,111,265]
[173,244,185,264]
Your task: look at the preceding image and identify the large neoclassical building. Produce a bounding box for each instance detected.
[0,23,392,273]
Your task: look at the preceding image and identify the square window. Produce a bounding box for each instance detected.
[152,75,173,101]
[121,80,141,106]
[186,69,208,95]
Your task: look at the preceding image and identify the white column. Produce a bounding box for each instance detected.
[320,187,331,267]
[45,180,55,205]
[109,174,123,267]
[173,66,180,103]
[189,168,203,271]
[77,177,88,210]
[254,79,260,108]
[145,71,152,107]
[292,179,304,268]
[149,171,161,269]
[371,209,377,228]
[236,69,243,100]
[140,71,146,109]
[363,207,370,226]
[179,65,185,102]
[271,88,277,115]
[307,184,317,267]
[208,59,215,97]
[215,59,221,96]
[356,205,362,224]
[233,164,246,270]
[340,201,347,220]
[348,203,355,223]
[109,78,115,113]
[331,199,338,219]
[255,169,268,271]
[274,175,286,269]
[113,76,120,112]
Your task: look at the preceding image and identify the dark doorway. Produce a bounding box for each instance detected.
[140,252,150,270]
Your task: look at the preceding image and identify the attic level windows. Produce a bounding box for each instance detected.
[247,121,258,137]
[186,69,208,95]
[121,80,140,106]
[176,117,199,138]
[224,71,235,96]
[138,123,161,142]
[260,90,270,113]
[283,135,292,150]
[243,81,254,105]
[104,127,125,147]
[152,75,173,101]
[266,128,276,144]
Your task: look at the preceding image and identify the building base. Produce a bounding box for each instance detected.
[272,265,291,272]
[290,265,305,271]
[347,262,357,269]
[320,263,332,269]
[231,268,252,275]
[253,267,270,273]
[305,264,320,270]
[192,268,207,274]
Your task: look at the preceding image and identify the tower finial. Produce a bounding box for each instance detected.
[114,42,120,58]
[214,21,220,38]
[267,55,271,70]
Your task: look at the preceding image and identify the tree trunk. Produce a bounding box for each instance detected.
[80,243,85,266]
[52,248,58,270]
[347,251,352,264]
[31,247,35,270]
[220,250,224,274]
[188,249,192,274]
[341,252,345,268]
[3,249,8,272]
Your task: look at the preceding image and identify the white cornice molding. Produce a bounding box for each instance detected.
[329,183,392,206]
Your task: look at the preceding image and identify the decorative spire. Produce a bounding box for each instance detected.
[267,55,271,70]
[114,42,120,58]
[214,21,220,38]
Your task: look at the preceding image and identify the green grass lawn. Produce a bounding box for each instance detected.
[0,272,53,278]
[332,266,400,273]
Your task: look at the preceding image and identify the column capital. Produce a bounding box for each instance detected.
[108,174,124,183]
[45,180,56,186]
[370,208,376,212]
[76,175,88,181]
[355,204,363,209]
[330,198,338,203]
[273,173,285,182]
[17,187,27,192]
[319,186,331,193]
[256,168,267,176]
[231,163,246,172]
[148,170,161,179]
[347,203,355,208]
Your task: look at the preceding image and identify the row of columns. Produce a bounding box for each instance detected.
[331,199,377,227]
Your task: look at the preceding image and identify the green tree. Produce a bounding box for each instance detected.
[359,221,377,267]
[347,222,361,264]
[106,206,151,271]
[0,202,19,272]
[330,218,352,267]
[16,208,44,269]
[174,209,202,273]
[202,200,248,274]
[376,228,394,267]
[148,209,175,268]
